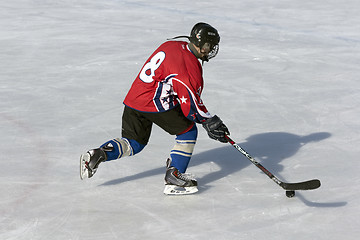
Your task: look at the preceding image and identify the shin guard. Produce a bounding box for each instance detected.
[100,138,134,161]
[169,125,198,173]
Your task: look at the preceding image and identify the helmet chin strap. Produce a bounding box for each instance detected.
[201,57,209,65]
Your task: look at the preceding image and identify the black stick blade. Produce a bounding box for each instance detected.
[280,179,321,191]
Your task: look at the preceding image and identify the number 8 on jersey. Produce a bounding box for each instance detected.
[139,51,166,83]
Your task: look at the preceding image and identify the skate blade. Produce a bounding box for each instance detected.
[163,185,198,195]
[79,154,90,180]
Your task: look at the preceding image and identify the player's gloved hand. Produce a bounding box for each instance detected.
[202,115,230,143]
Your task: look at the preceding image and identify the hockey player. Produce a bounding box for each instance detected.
[80,22,230,195]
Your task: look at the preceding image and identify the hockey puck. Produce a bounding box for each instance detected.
[286,190,295,198]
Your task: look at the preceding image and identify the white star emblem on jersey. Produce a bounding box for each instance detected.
[180,96,187,103]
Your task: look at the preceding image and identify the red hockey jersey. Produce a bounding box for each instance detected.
[123,41,212,123]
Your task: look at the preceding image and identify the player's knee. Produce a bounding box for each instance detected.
[127,139,146,155]
[171,124,198,158]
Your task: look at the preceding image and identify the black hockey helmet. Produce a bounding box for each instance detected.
[189,22,220,61]
[169,22,220,61]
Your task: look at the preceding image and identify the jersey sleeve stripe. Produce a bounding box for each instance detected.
[171,77,212,119]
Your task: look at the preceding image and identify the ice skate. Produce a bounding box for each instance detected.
[164,165,198,195]
[80,148,107,180]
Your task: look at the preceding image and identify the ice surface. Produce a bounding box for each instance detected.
[1,0,359,239]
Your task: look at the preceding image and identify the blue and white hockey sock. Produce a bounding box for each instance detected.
[169,124,198,173]
[100,138,145,161]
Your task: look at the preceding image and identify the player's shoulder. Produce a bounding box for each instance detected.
[158,40,201,73]
[159,40,188,52]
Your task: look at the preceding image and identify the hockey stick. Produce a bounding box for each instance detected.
[225,135,321,195]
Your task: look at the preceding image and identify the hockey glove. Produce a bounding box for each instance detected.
[202,115,230,143]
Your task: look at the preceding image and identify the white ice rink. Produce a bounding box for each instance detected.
[1,0,359,239]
